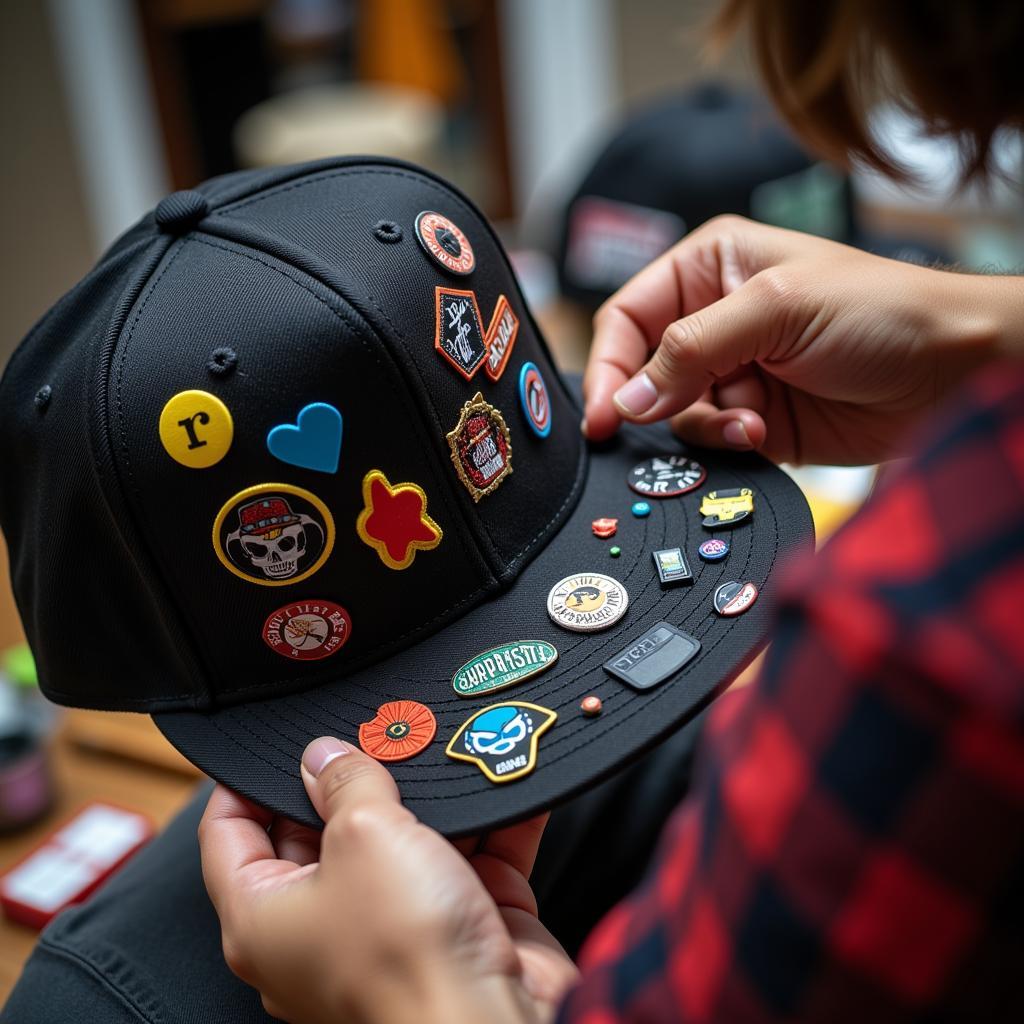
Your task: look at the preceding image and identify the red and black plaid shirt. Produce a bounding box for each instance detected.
[559,362,1024,1022]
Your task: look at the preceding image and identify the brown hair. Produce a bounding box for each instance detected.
[714,0,1024,181]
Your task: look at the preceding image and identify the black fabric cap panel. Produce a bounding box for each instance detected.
[157,400,814,837]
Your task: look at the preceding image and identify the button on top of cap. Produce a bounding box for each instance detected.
[154,190,209,232]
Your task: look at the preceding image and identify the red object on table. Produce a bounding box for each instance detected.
[0,802,154,930]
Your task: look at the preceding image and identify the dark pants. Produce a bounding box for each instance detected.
[1,714,703,1023]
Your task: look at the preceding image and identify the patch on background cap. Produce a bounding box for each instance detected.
[565,196,685,294]
[547,573,628,633]
[483,295,519,382]
[446,701,557,783]
[262,600,351,661]
[628,454,706,497]
[159,389,233,469]
[452,641,558,699]
[213,484,334,587]
[518,361,552,438]
[358,700,437,762]
[355,470,442,571]
[447,393,513,501]
[434,287,488,380]
[415,211,475,275]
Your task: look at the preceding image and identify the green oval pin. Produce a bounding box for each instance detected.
[452,640,558,698]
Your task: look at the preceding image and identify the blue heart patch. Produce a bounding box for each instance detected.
[267,403,343,474]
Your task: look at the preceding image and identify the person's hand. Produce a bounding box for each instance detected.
[584,215,1018,464]
[199,737,578,1024]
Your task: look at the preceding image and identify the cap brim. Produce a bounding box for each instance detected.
[155,416,813,837]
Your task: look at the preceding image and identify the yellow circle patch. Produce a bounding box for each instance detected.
[159,390,233,468]
[212,483,335,587]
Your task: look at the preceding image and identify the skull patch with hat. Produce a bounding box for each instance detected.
[0,157,812,836]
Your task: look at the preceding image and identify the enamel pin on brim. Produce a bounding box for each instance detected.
[700,488,754,528]
[452,641,558,699]
[547,573,628,633]
[604,622,701,691]
[713,581,759,616]
[446,701,557,783]
[627,455,705,497]
[698,538,730,562]
[358,700,436,762]
[652,547,693,585]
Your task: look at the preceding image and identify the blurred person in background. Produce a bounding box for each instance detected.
[6,1,1024,1022]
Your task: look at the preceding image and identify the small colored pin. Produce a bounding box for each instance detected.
[713,581,759,616]
[631,501,651,518]
[698,538,730,562]
[580,695,603,716]
[592,517,618,539]
[609,546,622,558]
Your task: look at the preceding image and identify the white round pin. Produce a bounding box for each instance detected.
[547,573,629,633]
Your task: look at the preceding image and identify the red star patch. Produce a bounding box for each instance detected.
[356,470,443,570]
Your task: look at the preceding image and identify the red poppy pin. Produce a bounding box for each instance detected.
[358,700,437,762]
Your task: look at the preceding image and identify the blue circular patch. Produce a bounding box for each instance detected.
[631,501,651,518]
[519,362,552,438]
[698,538,730,562]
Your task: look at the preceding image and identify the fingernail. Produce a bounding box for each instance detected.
[613,373,657,416]
[723,419,751,448]
[580,416,588,436]
[302,737,351,778]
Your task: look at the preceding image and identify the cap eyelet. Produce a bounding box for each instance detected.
[373,220,403,244]
[207,347,238,377]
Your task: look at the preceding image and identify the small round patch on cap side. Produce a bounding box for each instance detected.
[159,389,233,468]
[547,573,629,633]
[627,455,706,497]
[262,600,351,661]
[415,211,475,275]
[631,501,651,518]
[713,580,759,616]
[359,700,437,762]
[580,695,603,717]
[519,361,552,438]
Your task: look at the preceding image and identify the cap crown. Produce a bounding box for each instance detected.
[0,158,584,711]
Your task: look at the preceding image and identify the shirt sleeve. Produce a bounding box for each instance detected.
[558,363,1024,1023]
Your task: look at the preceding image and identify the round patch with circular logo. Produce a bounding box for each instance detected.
[713,580,759,616]
[213,483,335,587]
[627,455,706,498]
[518,361,552,438]
[358,700,437,762]
[159,389,233,468]
[262,600,351,661]
[415,211,475,275]
[547,573,629,633]
[698,538,730,562]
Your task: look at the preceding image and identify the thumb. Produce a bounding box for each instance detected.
[611,278,775,425]
[300,736,403,825]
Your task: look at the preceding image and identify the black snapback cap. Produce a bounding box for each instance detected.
[0,157,813,836]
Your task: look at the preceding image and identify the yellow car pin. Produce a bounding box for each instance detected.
[700,488,754,528]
